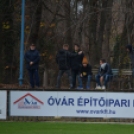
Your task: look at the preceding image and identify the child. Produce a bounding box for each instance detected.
[77,57,92,90]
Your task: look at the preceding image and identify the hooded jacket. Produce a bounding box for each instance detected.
[97,63,113,76]
[126,45,134,68]
[25,49,40,70]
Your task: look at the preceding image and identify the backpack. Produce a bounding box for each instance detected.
[58,51,69,69]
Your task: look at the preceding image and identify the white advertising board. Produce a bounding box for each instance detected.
[10,91,57,116]
[10,91,134,118]
[0,91,7,119]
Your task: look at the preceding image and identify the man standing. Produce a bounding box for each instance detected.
[126,45,134,76]
[95,59,113,90]
[126,45,134,89]
[70,44,84,88]
[25,43,40,88]
[56,44,82,89]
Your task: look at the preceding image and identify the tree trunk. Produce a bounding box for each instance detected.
[0,0,14,83]
[26,0,43,45]
[63,0,72,49]
[102,0,113,62]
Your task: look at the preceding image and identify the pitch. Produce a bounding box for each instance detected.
[0,122,134,134]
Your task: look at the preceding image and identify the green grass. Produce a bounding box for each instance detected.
[0,122,134,134]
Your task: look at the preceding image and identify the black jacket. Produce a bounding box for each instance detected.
[126,45,134,68]
[24,49,40,70]
[97,63,113,76]
[70,51,84,70]
[56,49,78,70]
[79,64,92,77]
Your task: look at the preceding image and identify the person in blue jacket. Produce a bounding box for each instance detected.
[25,43,40,88]
[95,59,113,90]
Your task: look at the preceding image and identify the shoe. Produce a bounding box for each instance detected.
[77,86,83,90]
[86,86,90,90]
[102,86,106,90]
[95,86,101,90]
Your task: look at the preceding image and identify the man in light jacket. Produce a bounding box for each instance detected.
[95,59,113,90]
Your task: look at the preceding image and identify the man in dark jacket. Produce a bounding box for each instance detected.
[70,44,84,88]
[25,43,40,88]
[56,44,82,89]
[126,45,134,88]
[95,59,113,90]
[77,57,92,90]
[126,45,134,76]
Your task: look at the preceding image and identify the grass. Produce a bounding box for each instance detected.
[0,122,134,134]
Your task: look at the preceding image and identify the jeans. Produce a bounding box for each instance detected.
[56,70,72,88]
[71,70,79,88]
[77,75,92,87]
[28,69,39,88]
[95,74,112,86]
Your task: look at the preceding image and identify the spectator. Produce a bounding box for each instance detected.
[126,45,134,89]
[56,44,82,89]
[70,44,84,88]
[77,56,92,90]
[24,43,40,88]
[126,44,134,76]
[95,59,113,90]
